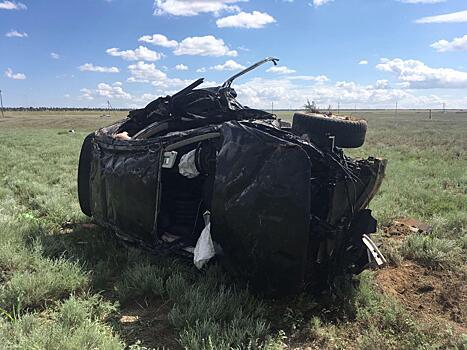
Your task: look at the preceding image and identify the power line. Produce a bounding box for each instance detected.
[0,90,4,118]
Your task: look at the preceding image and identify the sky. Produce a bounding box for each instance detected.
[1,0,467,109]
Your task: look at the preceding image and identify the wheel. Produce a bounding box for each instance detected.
[77,133,94,217]
[292,112,367,148]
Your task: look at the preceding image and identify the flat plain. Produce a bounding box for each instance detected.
[0,109,465,349]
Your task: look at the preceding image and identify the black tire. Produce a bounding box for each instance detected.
[292,112,367,148]
[78,133,94,217]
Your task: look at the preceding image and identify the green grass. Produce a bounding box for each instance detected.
[400,233,464,270]
[0,295,123,350]
[301,272,461,350]
[0,110,465,349]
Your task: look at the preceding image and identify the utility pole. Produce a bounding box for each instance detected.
[337,101,340,115]
[395,101,398,118]
[443,103,446,113]
[271,101,274,115]
[0,89,4,118]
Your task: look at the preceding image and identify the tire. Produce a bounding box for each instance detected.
[292,112,367,148]
[77,133,94,217]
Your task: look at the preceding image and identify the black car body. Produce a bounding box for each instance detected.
[78,58,386,296]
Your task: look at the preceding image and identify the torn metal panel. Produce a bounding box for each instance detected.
[90,136,163,244]
[211,121,312,295]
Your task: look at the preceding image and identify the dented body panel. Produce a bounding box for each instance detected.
[79,58,387,295]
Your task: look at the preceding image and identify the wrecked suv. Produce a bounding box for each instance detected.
[78,58,386,296]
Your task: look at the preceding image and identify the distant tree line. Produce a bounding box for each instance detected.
[2,107,131,111]
[2,107,303,112]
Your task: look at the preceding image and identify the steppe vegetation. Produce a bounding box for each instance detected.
[0,109,465,349]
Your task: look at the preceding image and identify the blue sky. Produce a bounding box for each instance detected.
[1,0,466,108]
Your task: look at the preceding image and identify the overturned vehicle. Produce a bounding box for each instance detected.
[78,58,387,296]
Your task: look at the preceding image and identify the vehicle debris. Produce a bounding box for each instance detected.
[78,57,387,296]
[363,234,387,267]
[393,218,433,234]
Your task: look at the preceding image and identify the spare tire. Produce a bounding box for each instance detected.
[292,112,367,148]
[77,133,94,217]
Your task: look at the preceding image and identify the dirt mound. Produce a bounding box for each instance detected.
[378,218,465,333]
[376,262,466,334]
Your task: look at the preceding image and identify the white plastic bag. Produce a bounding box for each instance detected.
[194,212,215,269]
[178,149,200,179]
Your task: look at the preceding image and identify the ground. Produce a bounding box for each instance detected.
[0,109,465,349]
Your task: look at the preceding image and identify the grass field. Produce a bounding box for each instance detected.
[0,109,465,349]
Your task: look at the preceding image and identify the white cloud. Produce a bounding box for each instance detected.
[126,61,218,93]
[0,1,26,10]
[415,10,467,24]
[359,60,368,65]
[289,75,329,82]
[138,34,178,48]
[127,61,167,83]
[234,77,408,109]
[211,60,245,71]
[132,93,160,104]
[106,46,162,61]
[174,35,237,57]
[96,82,131,99]
[83,75,461,109]
[155,77,220,93]
[78,63,120,73]
[154,0,243,16]
[267,66,296,74]
[151,77,195,89]
[375,79,389,89]
[376,58,467,88]
[80,88,94,100]
[312,0,334,7]
[50,52,60,59]
[431,34,467,52]
[233,76,444,109]
[397,0,446,3]
[5,30,27,38]
[5,68,26,80]
[80,82,131,100]
[175,64,188,70]
[139,34,238,57]
[197,67,207,73]
[216,11,276,29]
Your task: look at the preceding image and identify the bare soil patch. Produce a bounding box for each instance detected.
[376,257,466,335]
[116,298,182,350]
